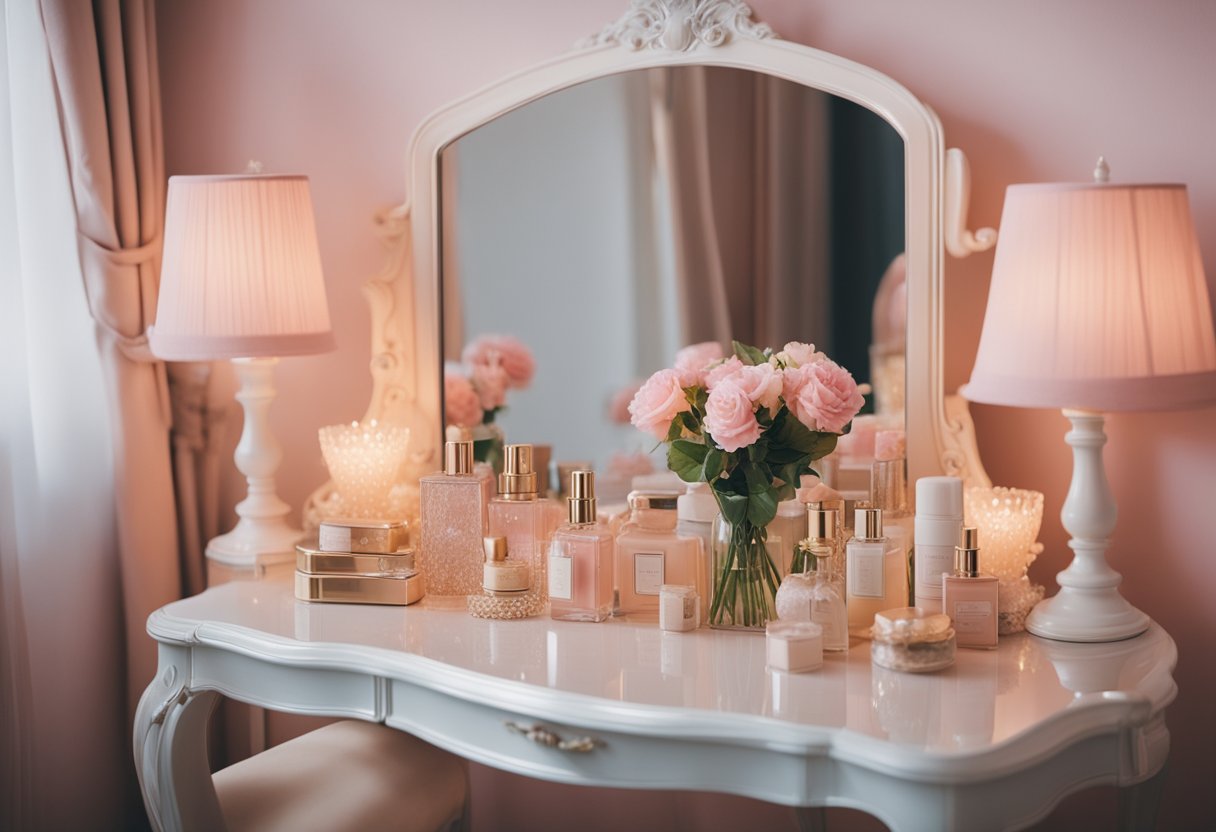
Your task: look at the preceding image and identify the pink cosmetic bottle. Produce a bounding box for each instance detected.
[549,470,613,622]
[942,527,999,649]
[614,492,701,618]
[489,444,560,598]
[418,429,489,597]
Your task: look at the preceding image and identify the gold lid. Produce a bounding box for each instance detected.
[483,536,509,564]
[955,526,981,576]
[498,444,538,499]
[855,507,883,540]
[444,426,474,476]
[628,491,679,512]
[807,502,838,539]
[568,470,597,524]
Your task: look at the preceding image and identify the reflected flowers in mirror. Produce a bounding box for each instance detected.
[446,334,536,470]
[629,340,864,629]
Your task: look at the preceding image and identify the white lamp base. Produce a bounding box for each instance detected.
[206,357,302,573]
[1025,410,1150,643]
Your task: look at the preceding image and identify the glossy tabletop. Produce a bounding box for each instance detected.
[152,575,1177,761]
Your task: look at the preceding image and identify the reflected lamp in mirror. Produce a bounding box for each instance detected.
[963,161,1216,642]
[150,174,335,574]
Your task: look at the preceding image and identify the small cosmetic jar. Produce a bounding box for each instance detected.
[659,585,700,632]
[766,621,824,673]
[870,607,956,673]
[318,518,409,555]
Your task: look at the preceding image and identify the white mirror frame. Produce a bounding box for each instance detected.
[341,0,994,506]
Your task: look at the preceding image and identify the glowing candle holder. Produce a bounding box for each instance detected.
[965,486,1046,634]
[319,421,410,520]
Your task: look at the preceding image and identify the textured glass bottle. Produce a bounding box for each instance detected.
[418,431,490,597]
[775,541,848,652]
[549,470,613,622]
[615,493,701,618]
[489,444,559,603]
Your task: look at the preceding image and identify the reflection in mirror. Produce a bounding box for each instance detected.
[439,66,904,491]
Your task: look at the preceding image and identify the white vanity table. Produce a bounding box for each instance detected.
[135,575,1175,832]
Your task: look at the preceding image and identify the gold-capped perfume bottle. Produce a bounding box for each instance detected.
[489,444,560,602]
[846,507,909,636]
[614,492,701,618]
[418,428,490,597]
[548,470,614,622]
[942,527,999,649]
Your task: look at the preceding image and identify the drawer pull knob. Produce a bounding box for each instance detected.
[505,721,602,752]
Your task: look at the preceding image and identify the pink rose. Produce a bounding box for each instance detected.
[629,369,691,439]
[703,379,762,452]
[780,341,821,368]
[735,362,783,412]
[783,359,864,434]
[704,356,744,389]
[444,371,483,428]
[608,381,642,425]
[462,335,535,388]
[673,341,724,387]
[470,361,508,411]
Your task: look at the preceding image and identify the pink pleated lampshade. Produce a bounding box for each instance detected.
[150,174,336,360]
[963,181,1216,412]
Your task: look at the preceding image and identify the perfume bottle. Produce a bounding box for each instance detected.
[846,507,908,636]
[871,430,912,597]
[549,470,614,622]
[489,444,560,600]
[791,502,841,584]
[614,492,701,618]
[775,541,847,652]
[942,527,999,649]
[914,476,963,613]
[418,429,489,596]
[482,536,531,595]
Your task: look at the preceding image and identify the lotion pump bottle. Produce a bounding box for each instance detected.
[914,476,963,613]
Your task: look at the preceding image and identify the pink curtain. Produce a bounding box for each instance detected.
[38,0,183,723]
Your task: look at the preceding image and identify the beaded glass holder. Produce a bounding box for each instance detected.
[467,587,546,620]
[965,486,1046,634]
[319,421,410,519]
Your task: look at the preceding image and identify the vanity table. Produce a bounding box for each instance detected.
[134,575,1175,832]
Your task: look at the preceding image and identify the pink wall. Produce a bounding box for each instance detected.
[158,1,1216,829]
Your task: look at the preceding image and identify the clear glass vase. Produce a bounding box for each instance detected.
[709,514,782,631]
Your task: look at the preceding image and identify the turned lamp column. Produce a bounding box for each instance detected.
[963,160,1216,643]
[150,174,335,578]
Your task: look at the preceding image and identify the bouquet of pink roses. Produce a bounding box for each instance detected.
[445,334,535,466]
[629,340,864,628]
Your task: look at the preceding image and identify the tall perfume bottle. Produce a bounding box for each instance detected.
[914,476,963,613]
[418,430,490,596]
[942,527,999,649]
[614,492,701,618]
[846,507,908,636]
[791,502,840,581]
[489,444,560,600]
[775,541,847,652]
[871,430,912,593]
[549,471,614,622]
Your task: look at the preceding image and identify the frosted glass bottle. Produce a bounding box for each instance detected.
[489,444,559,601]
[775,542,848,652]
[549,471,613,622]
[419,432,489,597]
[846,507,908,636]
[614,493,702,618]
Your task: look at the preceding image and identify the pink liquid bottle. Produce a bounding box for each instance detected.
[548,470,613,622]
[614,492,700,618]
[489,444,559,598]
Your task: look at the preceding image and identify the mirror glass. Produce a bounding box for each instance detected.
[439,66,905,492]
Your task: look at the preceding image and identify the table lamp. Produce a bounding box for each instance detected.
[150,174,335,572]
[962,160,1216,642]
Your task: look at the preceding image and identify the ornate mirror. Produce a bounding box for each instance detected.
[339,0,994,510]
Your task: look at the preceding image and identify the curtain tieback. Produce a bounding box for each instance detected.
[79,233,162,267]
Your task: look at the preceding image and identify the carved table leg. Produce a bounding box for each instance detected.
[134,646,226,832]
[1118,763,1167,832]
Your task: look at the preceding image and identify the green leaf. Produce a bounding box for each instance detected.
[710,480,749,525]
[732,340,767,366]
[667,439,709,483]
[702,447,725,482]
[774,481,796,502]
[747,440,768,464]
[665,416,683,442]
[773,460,808,492]
[679,411,700,433]
[692,386,709,413]
[742,462,779,527]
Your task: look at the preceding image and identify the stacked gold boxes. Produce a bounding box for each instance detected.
[294,519,423,605]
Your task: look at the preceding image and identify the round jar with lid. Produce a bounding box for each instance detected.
[870,607,956,672]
